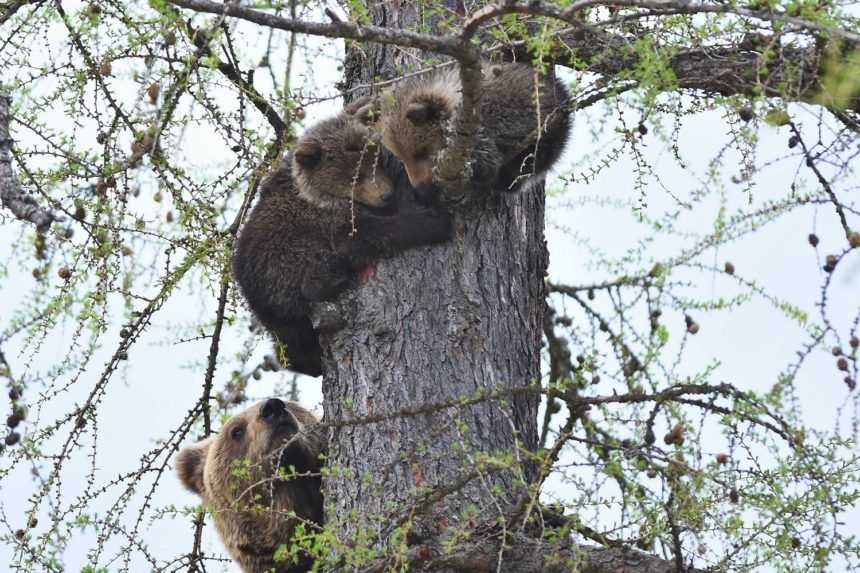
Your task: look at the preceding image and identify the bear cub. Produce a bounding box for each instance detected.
[176,398,323,573]
[378,62,571,193]
[232,112,452,377]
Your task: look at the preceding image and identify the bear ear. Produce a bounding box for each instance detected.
[345,95,381,125]
[352,102,380,125]
[293,141,322,168]
[405,101,435,125]
[405,97,447,125]
[344,95,371,115]
[176,438,213,496]
[344,95,378,121]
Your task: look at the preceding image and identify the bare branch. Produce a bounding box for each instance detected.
[166,0,461,56]
[463,0,860,45]
[357,533,708,573]
[168,0,860,124]
[789,121,853,241]
[182,20,288,140]
[432,47,485,201]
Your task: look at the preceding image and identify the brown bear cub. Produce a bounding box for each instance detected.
[292,104,393,209]
[232,112,452,377]
[176,399,323,573]
[378,62,571,193]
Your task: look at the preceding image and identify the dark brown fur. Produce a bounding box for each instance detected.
[232,114,452,376]
[176,399,324,573]
[379,62,571,193]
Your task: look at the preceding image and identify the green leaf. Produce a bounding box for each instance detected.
[764,108,791,126]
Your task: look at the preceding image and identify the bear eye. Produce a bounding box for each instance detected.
[230,426,245,441]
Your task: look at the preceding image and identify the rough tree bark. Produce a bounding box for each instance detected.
[309,3,712,572]
[314,5,707,568]
[317,0,547,569]
[0,90,55,232]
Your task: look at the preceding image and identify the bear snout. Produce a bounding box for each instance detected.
[260,398,287,424]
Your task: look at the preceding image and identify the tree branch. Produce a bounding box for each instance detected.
[358,533,708,573]
[432,47,485,201]
[463,0,860,45]
[182,20,288,140]
[0,0,42,26]
[0,91,55,232]
[512,24,860,114]
[789,121,852,241]
[168,0,860,118]
[166,0,461,56]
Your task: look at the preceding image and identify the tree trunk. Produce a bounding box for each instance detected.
[317,1,546,562]
[315,6,718,573]
[0,90,55,232]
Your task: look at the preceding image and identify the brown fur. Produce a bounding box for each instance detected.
[292,113,394,209]
[378,62,571,192]
[232,143,452,377]
[176,399,324,573]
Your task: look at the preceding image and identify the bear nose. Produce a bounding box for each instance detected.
[260,398,287,423]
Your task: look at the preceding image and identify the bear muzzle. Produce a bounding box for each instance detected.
[259,398,296,431]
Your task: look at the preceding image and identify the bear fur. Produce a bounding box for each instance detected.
[378,62,571,193]
[176,398,323,573]
[232,113,452,376]
[291,112,396,209]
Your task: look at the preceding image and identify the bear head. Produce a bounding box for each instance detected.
[291,113,396,210]
[176,398,323,573]
[378,69,460,188]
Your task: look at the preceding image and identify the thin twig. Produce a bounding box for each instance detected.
[790,122,852,240]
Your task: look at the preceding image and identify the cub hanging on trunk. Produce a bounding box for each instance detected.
[233,112,452,377]
[377,62,571,193]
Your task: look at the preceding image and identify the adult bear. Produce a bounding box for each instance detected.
[176,398,323,573]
